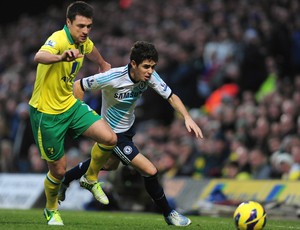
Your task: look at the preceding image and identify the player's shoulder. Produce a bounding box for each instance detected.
[113,65,127,73]
[105,65,128,76]
[43,29,66,46]
[48,28,66,39]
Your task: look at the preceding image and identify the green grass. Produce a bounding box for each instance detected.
[0,209,299,230]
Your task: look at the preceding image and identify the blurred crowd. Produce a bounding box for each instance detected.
[0,0,300,183]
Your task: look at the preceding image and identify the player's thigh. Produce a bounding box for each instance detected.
[29,106,67,162]
[69,100,116,145]
[131,153,157,176]
[83,119,116,146]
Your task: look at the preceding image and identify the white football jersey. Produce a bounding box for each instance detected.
[81,64,172,133]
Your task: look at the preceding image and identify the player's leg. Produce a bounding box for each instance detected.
[70,101,117,204]
[80,120,116,204]
[44,157,66,225]
[81,140,115,182]
[131,154,191,226]
[131,154,172,214]
[58,158,91,202]
[29,106,67,225]
[62,154,119,186]
[63,158,91,186]
[78,144,115,204]
[46,157,66,209]
[112,128,176,221]
[58,155,120,202]
[78,104,116,182]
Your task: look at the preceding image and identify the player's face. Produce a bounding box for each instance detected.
[130,59,157,82]
[67,16,93,44]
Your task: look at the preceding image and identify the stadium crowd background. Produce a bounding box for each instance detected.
[0,0,300,184]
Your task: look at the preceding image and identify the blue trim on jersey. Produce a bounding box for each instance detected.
[152,71,161,80]
[107,108,123,129]
[82,64,171,133]
[107,97,136,130]
[97,67,128,84]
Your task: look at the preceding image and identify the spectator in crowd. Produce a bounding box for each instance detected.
[289,141,300,180]
[193,132,229,178]
[230,144,252,180]
[27,144,47,173]
[0,139,15,172]
[248,148,272,179]
[271,151,294,180]
[12,102,36,172]
[222,160,250,179]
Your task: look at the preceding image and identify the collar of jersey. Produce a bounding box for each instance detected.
[63,25,75,45]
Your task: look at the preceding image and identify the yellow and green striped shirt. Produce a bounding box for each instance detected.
[29,25,93,114]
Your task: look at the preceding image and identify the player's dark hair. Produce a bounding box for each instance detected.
[130,41,159,66]
[66,1,94,22]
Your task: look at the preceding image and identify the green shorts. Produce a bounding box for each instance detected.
[29,100,101,162]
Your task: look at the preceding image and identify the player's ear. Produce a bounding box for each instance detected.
[66,19,71,27]
[130,60,137,68]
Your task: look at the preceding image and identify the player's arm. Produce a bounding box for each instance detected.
[86,46,111,73]
[73,79,85,101]
[74,73,104,100]
[168,93,204,138]
[34,50,83,64]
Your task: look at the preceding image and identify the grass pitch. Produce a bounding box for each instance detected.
[0,209,299,230]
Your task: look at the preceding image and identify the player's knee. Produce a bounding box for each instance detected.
[50,168,66,180]
[141,166,158,177]
[149,167,158,176]
[103,132,117,147]
[110,132,117,146]
[47,159,66,180]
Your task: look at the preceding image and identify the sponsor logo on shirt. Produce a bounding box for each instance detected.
[114,91,143,99]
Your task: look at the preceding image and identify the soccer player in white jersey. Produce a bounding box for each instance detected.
[59,41,203,226]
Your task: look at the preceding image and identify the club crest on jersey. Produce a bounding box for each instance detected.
[45,40,56,47]
[160,83,168,91]
[123,146,132,155]
[47,147,55,155]
[138,81,146,90]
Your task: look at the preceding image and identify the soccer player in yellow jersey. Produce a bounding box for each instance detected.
[28,1,117,225]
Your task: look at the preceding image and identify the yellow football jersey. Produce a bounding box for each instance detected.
[29,25,93,114]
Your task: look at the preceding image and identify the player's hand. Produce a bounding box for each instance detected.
[98,61,111,73]
[62,49,83,62]
[185,117,204,139]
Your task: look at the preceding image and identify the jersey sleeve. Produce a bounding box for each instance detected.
[149,71,172,99]
[81,71,113,91]
[82,74,102,91]
[39,32,62,54]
